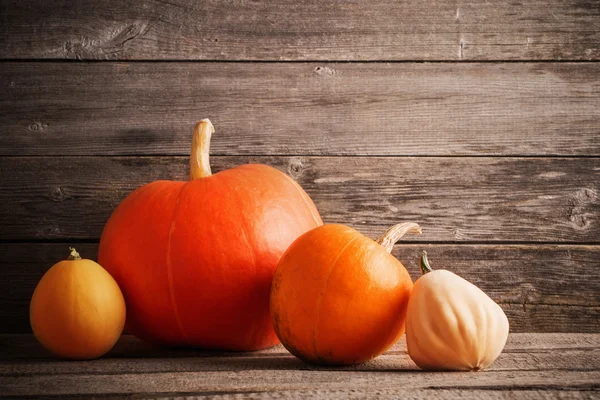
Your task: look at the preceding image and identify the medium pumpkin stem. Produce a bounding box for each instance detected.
[375,222,421,253]
[68,247,82,261]
[419,251,433,275]
[190,119,215,180]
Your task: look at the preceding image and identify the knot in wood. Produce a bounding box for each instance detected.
[577,188,597,203]
[63,36,95,59]
[41,224,61,237]
[314,66,336,77]
[49,187,67,202]
[28,122,48,132]
[569,214,588,229]
[288,158,305,178]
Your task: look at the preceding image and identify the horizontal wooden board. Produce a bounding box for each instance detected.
[1,390,598,400]
[1,0,599,61]
[2,244,599,334]
[1,335,599,374]
[1,345,598,376]
[2,334,598,398]
[2,333,599,360]
[0,156,598,242]
[2,368,599,397]
[66,389,600,400]
[1,62,600,156]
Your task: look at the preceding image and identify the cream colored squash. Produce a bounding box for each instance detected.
[406,251,509,371]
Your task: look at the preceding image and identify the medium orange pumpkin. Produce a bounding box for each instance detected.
[30,248,126,359]
[98,119,322,350]
[270,222,421,365]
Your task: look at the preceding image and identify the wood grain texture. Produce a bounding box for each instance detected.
[1,62,600,156]
[1,334,599,374]
[1,0,599,61]
[1,156,598,241]
[1,243,599,334]
[2,391,599,400]
[69,390,600,400]
[2,334,598,397]
[1,1,598,397]
[1,366,599,397]
[3,333,599,360]
[1,345,598,375]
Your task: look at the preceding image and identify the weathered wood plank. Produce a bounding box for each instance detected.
[2,335,597,398]
[0,156,598,242]
[1,244,599,333]
[82,389,600,400]
[5,390,598,400]
[3,333,599,361]
[2,62,599,156]
[1,368,599,397]
[1,0,598,61]
[1,345,598,375]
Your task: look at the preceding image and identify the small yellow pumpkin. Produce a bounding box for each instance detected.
[406,251,509,371]
[30,248,126,359]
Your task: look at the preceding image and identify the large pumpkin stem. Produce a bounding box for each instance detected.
[419,251,433,275]
[190,119,215,180]
[375,222,421,253]
[68,247,81,261]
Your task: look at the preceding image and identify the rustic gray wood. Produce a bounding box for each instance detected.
[1,335,599,377]
[1,156,598,242]
[2,62,599,156]
[3,333,599,360]
[1,334,598,397]
[1,0,599,61]
[88,390,600,400]
[1,0,598,397]
[2,243,598,334]
[1,345,598,375]
[1,362,599,396]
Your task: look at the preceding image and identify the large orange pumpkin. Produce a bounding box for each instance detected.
[98,119,322,350]
[270,222,420,365]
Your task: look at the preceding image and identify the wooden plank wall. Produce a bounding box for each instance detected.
[0,0,599,334]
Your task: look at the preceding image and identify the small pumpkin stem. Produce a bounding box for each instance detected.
[375,222,422,253]
[68,247,81,261]
[419,251,433,275]
[190,119,215,180]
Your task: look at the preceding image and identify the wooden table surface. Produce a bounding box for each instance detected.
[1,0,599,398]
[1,333,599,399]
